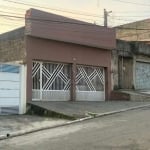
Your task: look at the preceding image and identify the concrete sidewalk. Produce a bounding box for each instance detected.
[30,101,150,118]
[1,101,150,140]
[0,115,67,140]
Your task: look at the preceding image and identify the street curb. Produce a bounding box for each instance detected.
[0,103,150,140]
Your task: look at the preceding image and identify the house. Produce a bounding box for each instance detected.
[0,8,116,114]
[111,19,150,100]
[112,39,150,93]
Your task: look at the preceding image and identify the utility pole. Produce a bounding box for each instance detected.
[104,9,112,27]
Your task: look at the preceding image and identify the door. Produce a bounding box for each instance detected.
[118,57,133,89]
[135,61,150,89]
[76,65,105,101]
[32,61,71,101]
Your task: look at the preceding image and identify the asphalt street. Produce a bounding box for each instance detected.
[1,107,150,150]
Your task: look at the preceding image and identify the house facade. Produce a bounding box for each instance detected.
[112,40,150,91]
[111,19,150,100]
[0,9,116,114]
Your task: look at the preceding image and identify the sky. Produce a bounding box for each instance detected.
[0,0,150,34]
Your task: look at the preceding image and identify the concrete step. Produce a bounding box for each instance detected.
[27,102,76,120]
[111,90,150,101]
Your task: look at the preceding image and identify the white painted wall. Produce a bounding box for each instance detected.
[19,64,27,114]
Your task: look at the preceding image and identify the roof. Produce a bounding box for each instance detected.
[25,8,116,50]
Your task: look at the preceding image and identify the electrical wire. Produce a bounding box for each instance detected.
[0,14,104,27]
[0,10,24,16]
[112,0,150,7]
[2,0,150,28]
[113,10,150,13]
[3,0,101,18]
[0,12,102,23]
[2,0,150,30]
[114,15,150,18]
[0,9,144,25]
[1,1,104,25]
[1,13,150,30]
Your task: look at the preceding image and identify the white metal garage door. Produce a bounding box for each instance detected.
[135,62,150,89]
[76,65,105,101]
[0,64,23,114]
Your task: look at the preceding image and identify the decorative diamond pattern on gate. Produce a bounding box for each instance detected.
[42,63,71,90]
[32,62,71,91]
[32,62,40,90]
[32,62,40,78]
[76,66,104,91]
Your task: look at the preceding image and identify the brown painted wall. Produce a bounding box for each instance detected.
[25,9,116,50]
[26,36,112,101]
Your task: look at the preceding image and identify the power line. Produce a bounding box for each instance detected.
[112,0,150,7]
[1,13,150,30]
[1,0,104,25]
[0,10,144,25]
[110,17,136,22]
[2,2,149,17]
[3,0,101,18]
[0,11,102,23]
[0,4,26,11]
[0,14,24,19]
[0,14,134,28]
[3,0,150,28]
[1,11,150,29]
[0,12,103,25]
[113,10,150,13]
[114,15,150,18]
[0,10,24,16]
[0,14,103,27]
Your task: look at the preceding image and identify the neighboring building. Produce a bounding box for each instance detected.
[0,28,26,114]
[112,39,150,91]
[116,19,150,42]
[0,8,116,114]
[111,19,150,100]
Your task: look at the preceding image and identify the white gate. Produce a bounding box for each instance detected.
[76,65,105,101]
[32,61,71,101]
[0,64,26,114]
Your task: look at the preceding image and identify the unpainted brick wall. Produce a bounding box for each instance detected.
[0,27,26,62]
[116,19,150,41]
